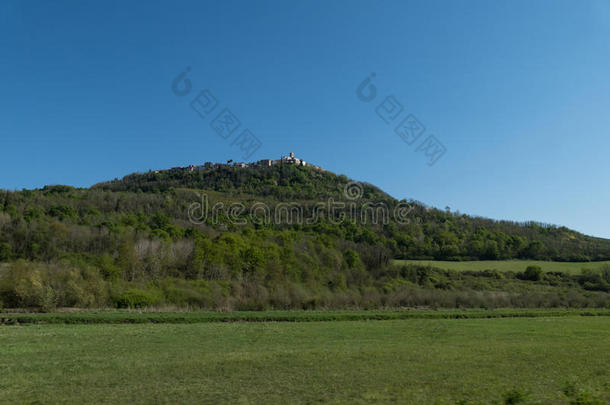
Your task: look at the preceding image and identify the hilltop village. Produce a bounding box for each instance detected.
[168,152,325,172]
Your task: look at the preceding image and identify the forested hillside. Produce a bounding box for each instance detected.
[93,164,610,261]
[1,164,609,310]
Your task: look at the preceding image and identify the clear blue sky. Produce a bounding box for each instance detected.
[2,0,610,238]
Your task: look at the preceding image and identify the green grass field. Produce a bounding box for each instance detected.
[1,314,609,404]
[394,259,610,274]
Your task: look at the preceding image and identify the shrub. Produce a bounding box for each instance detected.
[0,261,45,308]
[115,288,161,308]
[40,285,57,312]
[521,266,543,281]
[0,261,110,309]
[160,279,213,308]
[578,269,609,292]
[0,242,12,261]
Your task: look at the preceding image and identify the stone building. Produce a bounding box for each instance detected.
[281,152,307,166]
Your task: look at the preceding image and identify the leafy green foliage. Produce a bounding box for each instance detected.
[114,288,162,308]
[0,165,610,309]
[521,265,543,281]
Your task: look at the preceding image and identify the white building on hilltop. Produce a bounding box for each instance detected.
[281,152,306,166]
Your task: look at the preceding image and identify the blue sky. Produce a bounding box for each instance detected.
[2,0,610,238]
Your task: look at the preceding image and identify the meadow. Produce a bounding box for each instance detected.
[1,313,609,404]
[394,259,610,274]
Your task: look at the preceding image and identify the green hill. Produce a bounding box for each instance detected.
[1,164,609,310]
[92,164,610,262]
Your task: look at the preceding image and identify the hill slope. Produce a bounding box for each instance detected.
[91,164,610,262]
[1,164,609,310]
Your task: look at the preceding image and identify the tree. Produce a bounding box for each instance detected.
[0,242,12,261]
[483,240,499,259]
[522,265,543,281]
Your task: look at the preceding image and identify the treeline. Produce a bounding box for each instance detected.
[1,261,609,311]
[93,165,390,201]
[388,206,610,261]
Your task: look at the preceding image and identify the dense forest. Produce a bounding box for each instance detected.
[1,164,609,310]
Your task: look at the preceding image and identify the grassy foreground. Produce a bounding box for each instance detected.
[1,316,609,404]
[394,259,610,274]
